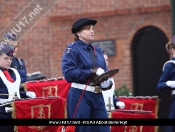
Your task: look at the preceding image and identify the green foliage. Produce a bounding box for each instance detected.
[114,84,132,96]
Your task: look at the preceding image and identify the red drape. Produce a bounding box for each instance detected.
[118,97,160,116]
[12,97,66,132]
[24,79,71,99]
[111,111,157,132]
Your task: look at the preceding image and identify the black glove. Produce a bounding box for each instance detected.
[19,84,25,92]
[100,78,113,91]
[91,68,98,77]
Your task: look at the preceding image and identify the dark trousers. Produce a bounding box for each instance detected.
[0,107,14,132]
[67,87,110,132]
[166,95,175,132]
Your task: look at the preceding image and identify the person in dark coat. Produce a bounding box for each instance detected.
[157,35,175,132]
[0,43,35,132]
[61,18,112,132]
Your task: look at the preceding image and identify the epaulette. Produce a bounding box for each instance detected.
[162,60,175,71]
[68,42,75,47]
[65,42,75,53]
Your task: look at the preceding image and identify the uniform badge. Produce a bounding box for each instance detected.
[66,48,72,53]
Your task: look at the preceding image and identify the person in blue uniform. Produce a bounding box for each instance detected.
[4,33,27,83]
[157,35,175,132]
[61,18,112,132]
[102,51,125,110]
[0,43,35,132]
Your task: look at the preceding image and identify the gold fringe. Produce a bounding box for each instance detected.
[154,126,159,132]
[11,102,18,132]
[65,99,67,119]
[11,102,16,119]
[21,83,28,91]
[154,98,160,132]
[155,98,161,118]
[108,112,111,119]
[108,112,112,131]
[14,126,18,132]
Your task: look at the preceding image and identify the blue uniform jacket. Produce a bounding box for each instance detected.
[0,68,28,132]
[0,68,27,100]
[10,57,27,83]
[62,40,108,84]
[157,57,175,91]
[0,68,28,131]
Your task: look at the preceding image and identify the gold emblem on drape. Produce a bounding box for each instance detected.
[29,104,51,130]
[131,103,144,110]
[124,126,143,132]
[42,85,58,97]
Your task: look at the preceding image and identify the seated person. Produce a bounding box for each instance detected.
[0,43,35,132]
[102,51,125,111]
[4,33,27,83]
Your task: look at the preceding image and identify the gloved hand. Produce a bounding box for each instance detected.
[91,67,105,76]
[116,101,125,109]
[166,81,175,88]
[26,91,36,98]
[100,78,113,91]
[20,85,25,92]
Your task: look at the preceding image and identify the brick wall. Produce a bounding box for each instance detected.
[0,0,172,93]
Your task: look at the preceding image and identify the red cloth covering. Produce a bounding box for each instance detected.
[24,79,71,99]
[13,97,66,132]
[3,69,14,82]
[57,126,75,132]
[111,111,156,132]
[118,97,159,115]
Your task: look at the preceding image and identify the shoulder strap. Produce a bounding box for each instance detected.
[11,58,23,69]
[162,60,175,71]
[17,58,23,68]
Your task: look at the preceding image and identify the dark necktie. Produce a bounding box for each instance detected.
[10,58,15,68]
[3,70,14,82]
[88,45,96,68]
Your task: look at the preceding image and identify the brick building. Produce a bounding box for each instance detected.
[0,1,173,131]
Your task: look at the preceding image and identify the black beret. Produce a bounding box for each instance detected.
[0,43,14,57]
[71,18,97,33]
